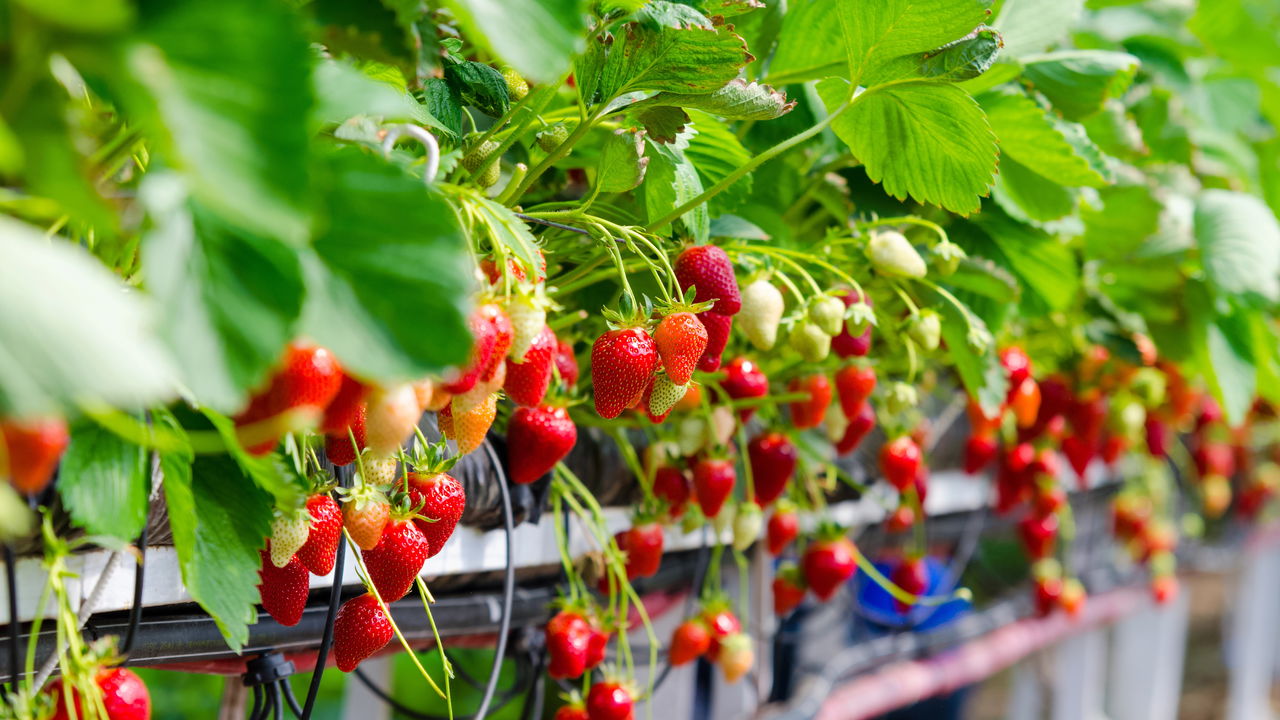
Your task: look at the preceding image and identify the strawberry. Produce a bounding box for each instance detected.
[715,633,753,684]
[1034,576,1063,616]
[258,549,310,626]
[1145,417,1169,458]
[362,517,430,601]
[452,392,498,455]
[831,289,873,359]
[721,357,768,420]
[320,373,368,435]
[1062,433,1095,483]
[297,494,343,576]
[835,364,877,419]
[1018,511,1058,559]
[586,682,634,720]
[867,230,926,278]
[463,139,502,188]
[49,668,150,720]
[669,619,711,666]
[802,536,857,601]
[653,466,691,516]
[407,471,465,558]
[1101,433,1128,466]
[556,705,589,720]
[555,339,580,387]
[906,310,941,352]
[891,556,929,613]
[333,593,393,672]
[343,485,390,551]
[788,374,831,429]
[584,617,610,670]
[739,279,785,350]
[1152,574,1178,605]
[236,343,343,453]
[886,504,915,533]
[732,502,762,551]
[646,374,688,421]
[809,295,846,336]
[836,403,876,455]
[363,456,400,487]
[1009,377,1041,429]
[502,66,528,100]
[365,384,421,457]
[505,325,556,406]
[324,402,367,466]
[442,306,501,394]
[702,606,740,661]
[507,405,577,484]
[506,294,547,362]
[480,256,527,285]
[591,328,659,419]
[772,564,806,615]
[790,321,831,363]
[1,418,69,494]
[618,522,664,578]
[963,433,999,475]
[675,245,740,315]
[546,610,592,679]
[654,311,708,385]
[999,347,1032,389]
[269,511,310,568]
[1193,441,1235,477]
[696,311,733,372]
[692,457,735,518]
[1060,578,1086,617]
[879,436,921,491]
[766,506,799,555]
[748,432,796,506]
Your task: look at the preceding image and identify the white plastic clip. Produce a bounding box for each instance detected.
[381,124,441,185]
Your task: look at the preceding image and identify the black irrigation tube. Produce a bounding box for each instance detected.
[119,522,148,661]
[299,477,349,720]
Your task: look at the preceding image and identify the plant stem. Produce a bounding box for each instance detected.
[503,106,607,204]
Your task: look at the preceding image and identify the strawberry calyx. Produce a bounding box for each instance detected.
[812,519,848,544]
[600,293,649,330]
[338,481,388,513]
[406,430,459,476]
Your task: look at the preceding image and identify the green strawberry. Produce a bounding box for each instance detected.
[809,295,846,336]
[791,321,831,363]
[649,374,688,417]
[884,381,919,416]
[932,240,966,275]
[867,230,926,279]
[270,511,311,568]
[537,124,570,152]
[463,139,501,188]
[501,66,528,101]
[907,309,941,352]
[739,279,784,350]
[732,503,762,552]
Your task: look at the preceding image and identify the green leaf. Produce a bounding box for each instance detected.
[992,157,1076,223]
[1080,185,1162,259]
[1187,286,1257,425]
[422,78,465,141]
[925,285,1007,414]
[117,0,313,241]
[596,14,751,99]
[646,141,709,242]
[58,422,149,542]
[0,218,176,418]
[302,148,473,382]
[636,106,690,144]
[11,0,133,32]
[0,116,21,175]
[970,211,1080,313]
[694,0,765,17]
[979,90,1111,187]
[994,0,1084,58]
[597,129,650,193]
[312,59,446,132]
[1020,50,1140,121]
[1194,189,1280,305]
[626,79,796,120]
[820,79,997,215]
[201,408,306,510]
[683,111,754,214]
[440,0,586,84]
[444,60,511,118]
[140,175,305,413]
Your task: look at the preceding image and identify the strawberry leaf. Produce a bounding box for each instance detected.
[1194,189,1280,305]
[625,79,796,120]
[440,0,587,85]
[596,10,752,100]
[979,89,1112,188]
[58,421,150,543]
[1020,50,1140,121]
[645,138,710,242]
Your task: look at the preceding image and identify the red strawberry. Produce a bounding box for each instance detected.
[692,457,736,518]
[362,518,430,601]
[584,618,610,670]
[1101,433,1127,465]
[653,466,691,516]
[748,432,797,506]
[1145,417,1168,457]
[1034,576,1063,616]
[556,704,589,720]
[264,343,344,415]
[1062,434,1095,484]
[766,508,799,555]
[443,306,501,394]
[1067,394,1107,441]
[407,471,466,558]
[879,436,921,491]
[802,536,857,601]
[702,606,741,661]
[1152,575,1179,605]
[831,289,873,359]
[1000,347,1032,389]
[1009,377,1041,429]
[788,374,831,429]
[507,405,578,484]
[320,373,368,434]
[546,610,592,679]
[654,312,708,385]
[891,556,929,613]
[586,682,634,720]
[772,565,807,616]
[675,245,741,315]
[1193,441,1235,477]
[555,339,580,387]
[963,434,998,475]
[1018,512,1058,559]
[297,494,343,576]
[835,364,877,419]
[836,403,876,455]
[721,357,768,419]
[886,505,915,533]
[258,549,310,626]
[591,328,659,418]
[1,418,69,494]
[669,619,711,666]
[333,593,393,671]
[49,668,150,720]
[696,311,733,372]
[324,402,367,466]
[617,522,664,579]
[505,325,556,407]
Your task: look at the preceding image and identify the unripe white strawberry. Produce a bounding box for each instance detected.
[361,456,400,486]
[809,295,846,336]
[867,230,927,279]
[365,384,420,456]
[825,405,849,443]
[453,361,505,416]
[739,279,785,350]
[907,309,941,352]
[712,500,736,536]
[791,321,831,363]
[270,511,310,568]
[649,375,688,417]
[506,294,546,362]
[732,503,762,552]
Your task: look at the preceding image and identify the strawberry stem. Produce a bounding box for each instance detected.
[414,577,455,719]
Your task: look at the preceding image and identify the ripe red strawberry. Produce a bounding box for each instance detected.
[1034,576,1063,616]
[556,704,589,720]
[452,392,498,455]
[669,618,711,666]
[772,565,807,615]
[320,373,368,434]
[721,357,768,419]
[1145,417,1169,457]
[297,494,343,576]
[407,471,465,558]
[696,311,733,372]
[324,402,367,466]
[748,432,796,506]
[1067,394,1107,441]
[766,507,799,555]
[835,364,877,419]
[654,312,708,385]
[788,374,831,429]
[1,418,69,495]
[963,434,998,475]
[343,487,390,551]
[555,339,580,387]
[333,593,393,671]
[584,618,610,670]
[362,517,430,601]
[505,325,556,406]
[1062,433,1095,484]
[546,610,592,679]
[591,328,659,418]
[1018,511,1058,559]
[507,405,577,484]
[831,289,873,359]
[653,466,691,516]
[1000,346,1032,389]
[443,306,500,394]
[891,556,929,613]
[258,548,310,626]
[236,344,344,454]
[617,522,664,578]
[1009,377,1041,429]
[880,436,921,491]
[802,536,857,601]
[586,682,634,720]
[702,606,740,661]
[836,403,876,455]
[886,504,915,533]
[675,245,740,315]
[692,457,736,518]
[49,668,150,720]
